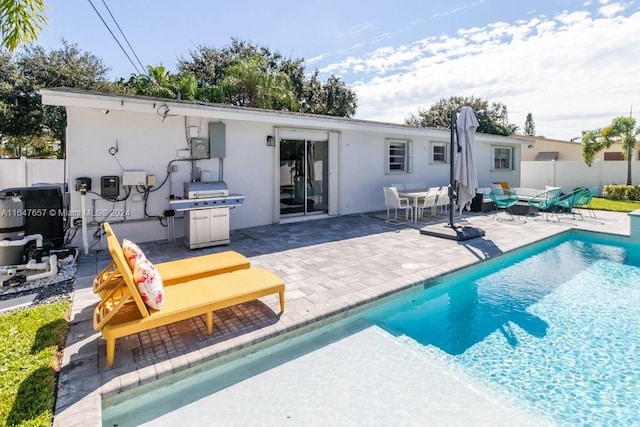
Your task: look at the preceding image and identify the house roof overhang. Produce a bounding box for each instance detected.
[40,88,526,145]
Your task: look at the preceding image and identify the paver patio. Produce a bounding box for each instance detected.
[53,209,631,426]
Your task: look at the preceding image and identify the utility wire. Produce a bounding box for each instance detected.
[100,0,146,73]
[87,0,142,75]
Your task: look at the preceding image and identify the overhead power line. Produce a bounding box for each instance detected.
[86,0,144,75]
[100,0,146,73]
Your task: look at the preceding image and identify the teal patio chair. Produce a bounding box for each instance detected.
[527,188,562,221]
[574,186,599,218]
[489,188,520,221]
[554,188,589,220]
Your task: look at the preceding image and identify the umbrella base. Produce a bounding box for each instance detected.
[419,223,485,241]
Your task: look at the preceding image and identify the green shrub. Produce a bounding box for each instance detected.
[603,184,640,201]
[627,186,640,201]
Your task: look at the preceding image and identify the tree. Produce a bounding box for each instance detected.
[0,0,47,51]
[177,38,357,117]
[405,96,517,135]
[582,116,639,185]
[524,113,535,136]
[220,53,297,110]
[0,41,112,157]
[120,65,199,101]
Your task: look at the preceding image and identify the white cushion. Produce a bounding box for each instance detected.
[132,259,165,310]
[122,239,146,270]
[545,185,561,193]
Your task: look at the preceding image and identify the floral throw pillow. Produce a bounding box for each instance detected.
[122,239,146,270]
[132,259,165,310]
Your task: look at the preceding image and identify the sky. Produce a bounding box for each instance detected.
[31,0,640,140]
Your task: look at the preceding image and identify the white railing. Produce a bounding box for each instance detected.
[521,160,640,195]
[0,158,66,190]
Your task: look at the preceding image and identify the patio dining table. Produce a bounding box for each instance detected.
[398,189,430,223]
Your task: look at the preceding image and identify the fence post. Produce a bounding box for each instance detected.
[19,156,28,186]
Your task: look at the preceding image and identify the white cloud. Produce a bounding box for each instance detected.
[598,2,626,16]
[321,5,640,140]
[432,0,487,18]
[307,52,330,65]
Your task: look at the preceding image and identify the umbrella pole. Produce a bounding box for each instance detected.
[419,107,485,241]
[448,110,456,229]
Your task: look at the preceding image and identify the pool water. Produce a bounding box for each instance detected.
[365,232,640,425]
[103,231,640,426]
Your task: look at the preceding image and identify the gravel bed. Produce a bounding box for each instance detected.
[0,263,77,310]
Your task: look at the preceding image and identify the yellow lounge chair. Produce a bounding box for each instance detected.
[93,222,251,296]
[94,234,285,367]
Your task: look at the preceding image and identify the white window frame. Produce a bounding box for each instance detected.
[492,146,513,170]
[385,138,412,174]
[430,142,448,164]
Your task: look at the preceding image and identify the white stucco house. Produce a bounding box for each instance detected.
[40,88,526,248]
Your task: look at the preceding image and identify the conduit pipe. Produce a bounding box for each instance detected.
[81,191,89,254]
[0,234,43,249]
[0,255,58,281]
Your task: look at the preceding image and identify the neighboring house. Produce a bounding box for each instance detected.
[41,88,526,247]
[517,136,639,162]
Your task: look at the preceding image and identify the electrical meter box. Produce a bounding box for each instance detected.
[100,176,120,198]
[122,170,146,186]
[74,177,92,192]
[190,138,210,159]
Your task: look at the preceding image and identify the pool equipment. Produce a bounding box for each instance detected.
[0,247,76,288]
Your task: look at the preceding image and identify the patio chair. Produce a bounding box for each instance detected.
[417,187,440,219]
[383,186,413,223]
[434,186,450,214]
[574,186,599,218]
[553,188,588,220]
[527,188,562,221]
[489,188,520,222]
[94,222,251,298]
[94,234,285,367]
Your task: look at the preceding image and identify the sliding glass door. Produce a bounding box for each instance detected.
[279,139,328,217]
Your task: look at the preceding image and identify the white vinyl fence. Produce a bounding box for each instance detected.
[1,157,637,201]
[0,158,66,190]
[520,160,640,196]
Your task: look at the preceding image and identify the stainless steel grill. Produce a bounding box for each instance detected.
[169,181,245,249]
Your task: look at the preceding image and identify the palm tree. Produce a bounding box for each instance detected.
[1,0,47,51]
[582,116,639,185]
[221,54,298,111]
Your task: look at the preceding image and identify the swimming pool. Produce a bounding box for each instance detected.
[103,231,640,426]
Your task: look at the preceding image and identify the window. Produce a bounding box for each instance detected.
[385,139,412,173]
[604,152,624,161]
[493,146,512,170]
[431,142,448,164]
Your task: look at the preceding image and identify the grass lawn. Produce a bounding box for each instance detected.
[589,197,640,213]
[0,300,70,427]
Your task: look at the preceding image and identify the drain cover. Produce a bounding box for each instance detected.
[401,263,419,269]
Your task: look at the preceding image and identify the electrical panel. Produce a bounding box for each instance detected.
[122,170,146,186]
[190,138,210,159]
[100,175,120,198]
[209,122,226,158]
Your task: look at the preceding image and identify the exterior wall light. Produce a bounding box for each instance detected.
[266,135,275,146]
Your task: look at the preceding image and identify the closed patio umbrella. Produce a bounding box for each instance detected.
[420,107,484,241]
[454,106,480,213]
